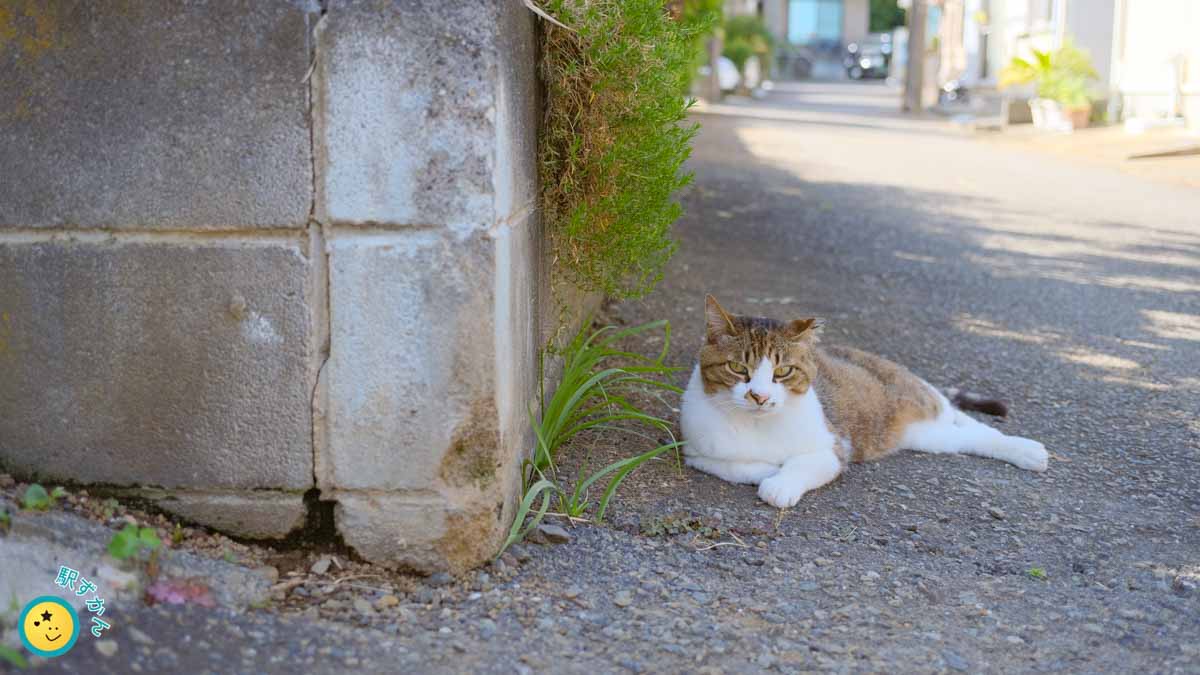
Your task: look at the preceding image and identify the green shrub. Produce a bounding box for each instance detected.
[538,0,705,299]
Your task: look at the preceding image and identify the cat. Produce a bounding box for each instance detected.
[680,295,1048,509]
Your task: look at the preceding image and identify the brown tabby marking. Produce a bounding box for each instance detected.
[701,295,943,462]
[699,296,819,395]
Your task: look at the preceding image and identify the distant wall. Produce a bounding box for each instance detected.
[0,0,562,572]
[843,0,870,45]
[1112,0,1200,128]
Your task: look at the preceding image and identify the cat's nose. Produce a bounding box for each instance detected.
[746,390,768,406]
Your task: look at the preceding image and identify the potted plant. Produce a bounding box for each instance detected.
[722,15,773,94]
[1000,41,1098,131]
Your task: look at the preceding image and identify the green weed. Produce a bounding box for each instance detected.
[108,523,161,560]
[501,320,683,554]
[19,484,65,511]
[0,644,28,670]
[1028,567,1047,580]
[537,0,708,299]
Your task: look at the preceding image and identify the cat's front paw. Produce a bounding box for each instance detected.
[757,474,807,509]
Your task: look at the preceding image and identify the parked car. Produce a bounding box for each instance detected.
[844,33,892,80]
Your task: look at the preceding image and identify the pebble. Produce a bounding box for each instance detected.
[128,625,155,645]
[478,618,497,640]
[311,556,332,575]
[942,650,968,671]
[563,586,582,599]
[353,597,375,615]
[988,507,1007,520]
[536,524,572,544]
[95,640,119,657]
[376,594,400,610]
[614,590,634,608]
[427,572,454,588]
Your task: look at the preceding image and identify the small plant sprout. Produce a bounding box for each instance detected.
[108,523,163,577]
[1028,567,1047,580]
[20,484,63,511]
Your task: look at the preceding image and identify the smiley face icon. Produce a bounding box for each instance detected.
[18,596,79,658]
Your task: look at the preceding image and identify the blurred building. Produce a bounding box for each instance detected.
[726,0,870,55]
[932,0,1199,128]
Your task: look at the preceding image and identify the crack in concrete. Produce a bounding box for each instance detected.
[306,2,332,503]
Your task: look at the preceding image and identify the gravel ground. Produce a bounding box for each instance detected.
[4,81,1198,674]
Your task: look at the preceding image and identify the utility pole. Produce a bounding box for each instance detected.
[903,0,927,113]
[706,34,723,103]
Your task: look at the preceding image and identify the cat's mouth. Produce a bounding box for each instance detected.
[742,404,780,416]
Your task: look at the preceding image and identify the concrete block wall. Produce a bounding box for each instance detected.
[1,0,552,572]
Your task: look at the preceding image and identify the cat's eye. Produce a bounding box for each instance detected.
[727,362,749,377]
[773,366,796,380]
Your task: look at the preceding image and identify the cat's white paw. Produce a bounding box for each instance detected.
[757,473,808,508]
[1008,438,1049,472]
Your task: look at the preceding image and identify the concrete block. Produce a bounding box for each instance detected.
[334,492,503,574]
[0,0,314,229]
[0,237,316,491]
[147,491,308,540]
[320,229,499,492]
[314,0,538,229]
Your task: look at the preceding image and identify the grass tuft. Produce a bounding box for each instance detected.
[500,319,682,554]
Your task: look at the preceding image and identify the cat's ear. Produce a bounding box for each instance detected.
[705,295,737,343]
[784,317,824,341]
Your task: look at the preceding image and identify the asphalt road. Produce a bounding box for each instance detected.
[21,81,1200,674]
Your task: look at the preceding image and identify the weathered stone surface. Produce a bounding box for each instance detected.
[149,491,308,539]
[0,0,314,229]
[0,238,315,490]
[492,0,540,222]
[314,0,537,229]
[320,229,497,492]
[0,501,274,612]
[334,493,502,574]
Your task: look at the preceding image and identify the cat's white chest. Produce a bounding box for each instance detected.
[679,366,837,466]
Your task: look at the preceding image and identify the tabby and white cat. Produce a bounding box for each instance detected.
[680,296,1048,508]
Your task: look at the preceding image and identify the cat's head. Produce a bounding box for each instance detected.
[698,295,823,415]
